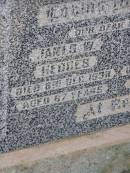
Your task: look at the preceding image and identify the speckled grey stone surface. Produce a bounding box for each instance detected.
[0,0,130,153]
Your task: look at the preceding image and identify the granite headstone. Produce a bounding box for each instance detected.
[0,0,130,153]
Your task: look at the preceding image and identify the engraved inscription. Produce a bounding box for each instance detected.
[11,69,115,97]
[34,56,97,78]
[29,38,102,63]
[38,0,130,26]
[0,0,130,153]
[16,84,108,111]
[68,19,130,39]
[75,94,130,122]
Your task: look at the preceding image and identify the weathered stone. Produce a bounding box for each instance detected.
[0,125,130,173]
[0,0,130,153]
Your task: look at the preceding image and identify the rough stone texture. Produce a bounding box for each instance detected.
[0,125,130,173]
[0,0,130,153]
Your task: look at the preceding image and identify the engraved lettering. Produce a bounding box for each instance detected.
[16,84,108,111]
[11,69,116,97]
[29,38,102,63]
[34,56,97,78]
[75,94,130,122]
[38,0,130,26]
[68,19,130,39]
